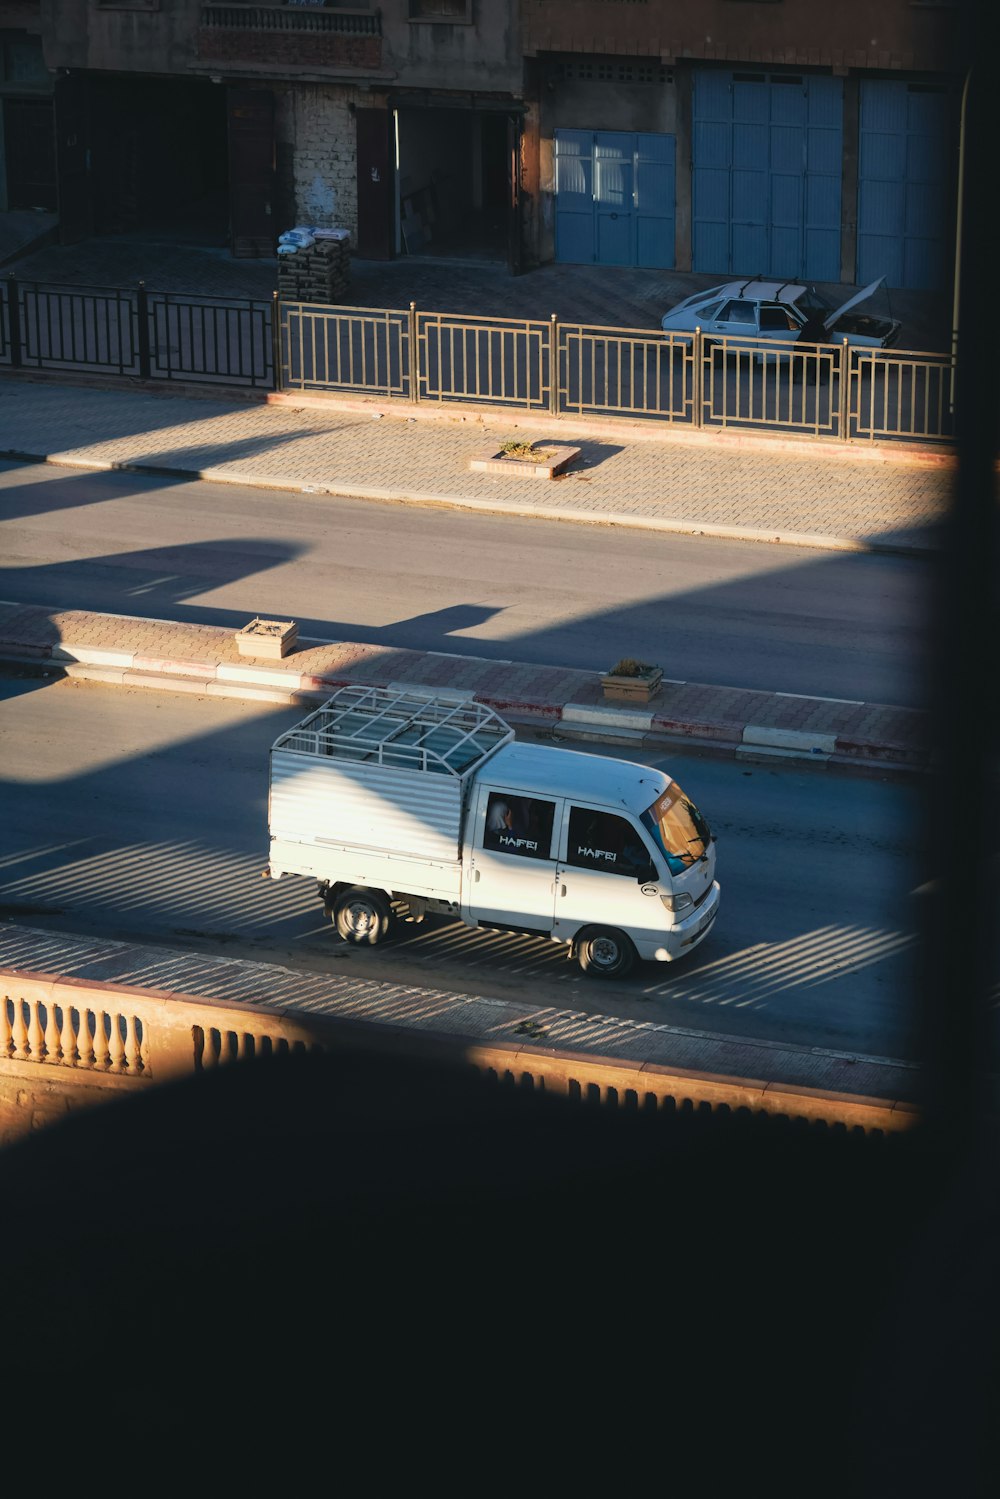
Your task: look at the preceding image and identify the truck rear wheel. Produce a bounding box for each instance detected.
[576,927,636,980]
[333,887,393,946]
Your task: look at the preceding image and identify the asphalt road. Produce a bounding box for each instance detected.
[0,458,935,706]
[0,672,928,1061]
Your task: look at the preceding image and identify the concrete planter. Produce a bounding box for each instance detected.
[469,444,580,479]
[235,618,299,660]
[599,665,664,704]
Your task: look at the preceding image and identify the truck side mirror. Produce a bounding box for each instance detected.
[635,860,658,884]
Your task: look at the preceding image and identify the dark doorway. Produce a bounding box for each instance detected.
[480,112,508,233]
[227,88,275,259]
[89,75,229,244]
[4,98,56,211]
[395,106,510,263]
[356,107,393,260]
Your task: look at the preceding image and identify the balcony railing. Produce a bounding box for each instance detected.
[200,4,382,36]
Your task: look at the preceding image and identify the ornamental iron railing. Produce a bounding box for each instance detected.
[0,275,956,445]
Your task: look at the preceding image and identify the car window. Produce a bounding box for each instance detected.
[565,807,652,878]
[483,792,556,860]
[694,301,724,322]
[717,300,755,325]
[798,287,833,316]
[759,305,799,332]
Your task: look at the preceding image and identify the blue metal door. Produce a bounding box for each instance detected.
[857,80,951,291]
[693,70,842,281]
[634,132,676,268]
[554,129,674,268]
[553,129,595,265]
[595,132,633,265]
[731,75,770,272]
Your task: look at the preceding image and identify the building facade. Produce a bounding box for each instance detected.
[521,0,964,290]
[0,1,965,289]
[0,1,524,260]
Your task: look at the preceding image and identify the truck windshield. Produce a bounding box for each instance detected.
[640,782,711,875]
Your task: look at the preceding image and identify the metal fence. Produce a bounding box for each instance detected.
[281,301,410,398]
[0,274,955,444]
[558,322,693,422]
[416,310,552,408]
[1,276,274,388]
[279,304,955,446]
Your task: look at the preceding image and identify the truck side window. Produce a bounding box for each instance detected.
[566,807,650,878]
[483,793,556,861]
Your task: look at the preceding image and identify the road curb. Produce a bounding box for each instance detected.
[0,624,932,774]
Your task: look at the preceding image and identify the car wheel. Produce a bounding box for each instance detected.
[576,927,636,979]
[333,886,393,945]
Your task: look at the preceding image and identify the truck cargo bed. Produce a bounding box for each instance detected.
[268,686,513,879]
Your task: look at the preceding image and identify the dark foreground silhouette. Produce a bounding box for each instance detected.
[1,1041,996,1495]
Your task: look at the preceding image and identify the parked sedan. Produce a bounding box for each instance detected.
[660,275,901,350]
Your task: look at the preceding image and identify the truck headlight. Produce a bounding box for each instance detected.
[660,892,694,914]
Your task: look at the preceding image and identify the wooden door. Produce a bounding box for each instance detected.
[227,87,275,258]
[54,74,90,243]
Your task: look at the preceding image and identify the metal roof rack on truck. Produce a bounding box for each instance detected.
[270,683,514,778]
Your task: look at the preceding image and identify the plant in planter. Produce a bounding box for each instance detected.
[498,439,556,461]
[469,437,581,479]
[599,656,664,704]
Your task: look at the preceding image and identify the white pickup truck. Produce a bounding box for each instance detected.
[266,685,720,979]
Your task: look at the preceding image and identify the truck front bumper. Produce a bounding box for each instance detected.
[635,881,720,963]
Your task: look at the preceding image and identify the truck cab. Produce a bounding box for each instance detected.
[467,742,719,977]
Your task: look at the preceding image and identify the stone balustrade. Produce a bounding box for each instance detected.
[0,966,919,1147]
[201,5,382,36]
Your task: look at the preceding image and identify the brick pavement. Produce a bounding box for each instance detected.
[0,374,953,554]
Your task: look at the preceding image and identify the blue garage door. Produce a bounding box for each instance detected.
[554,129,675,268]
[692,70,842,281]
[857,81,952,291]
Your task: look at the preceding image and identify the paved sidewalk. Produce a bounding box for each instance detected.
[0,601,931,772]
[0,373,955,555]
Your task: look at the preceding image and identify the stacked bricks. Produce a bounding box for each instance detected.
[277,234,351,304]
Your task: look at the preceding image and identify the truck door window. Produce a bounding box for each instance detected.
[483,793,556,860]
[566,807,651,878]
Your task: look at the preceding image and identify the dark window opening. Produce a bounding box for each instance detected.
[566,808,651,878]
[483,794,556,861]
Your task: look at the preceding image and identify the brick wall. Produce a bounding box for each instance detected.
[196,30,381,71]
[521,0,960,74]
[280,85,361,243]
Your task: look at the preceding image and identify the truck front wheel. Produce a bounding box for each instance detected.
[333,887,393,945]
[575,927,636,979]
